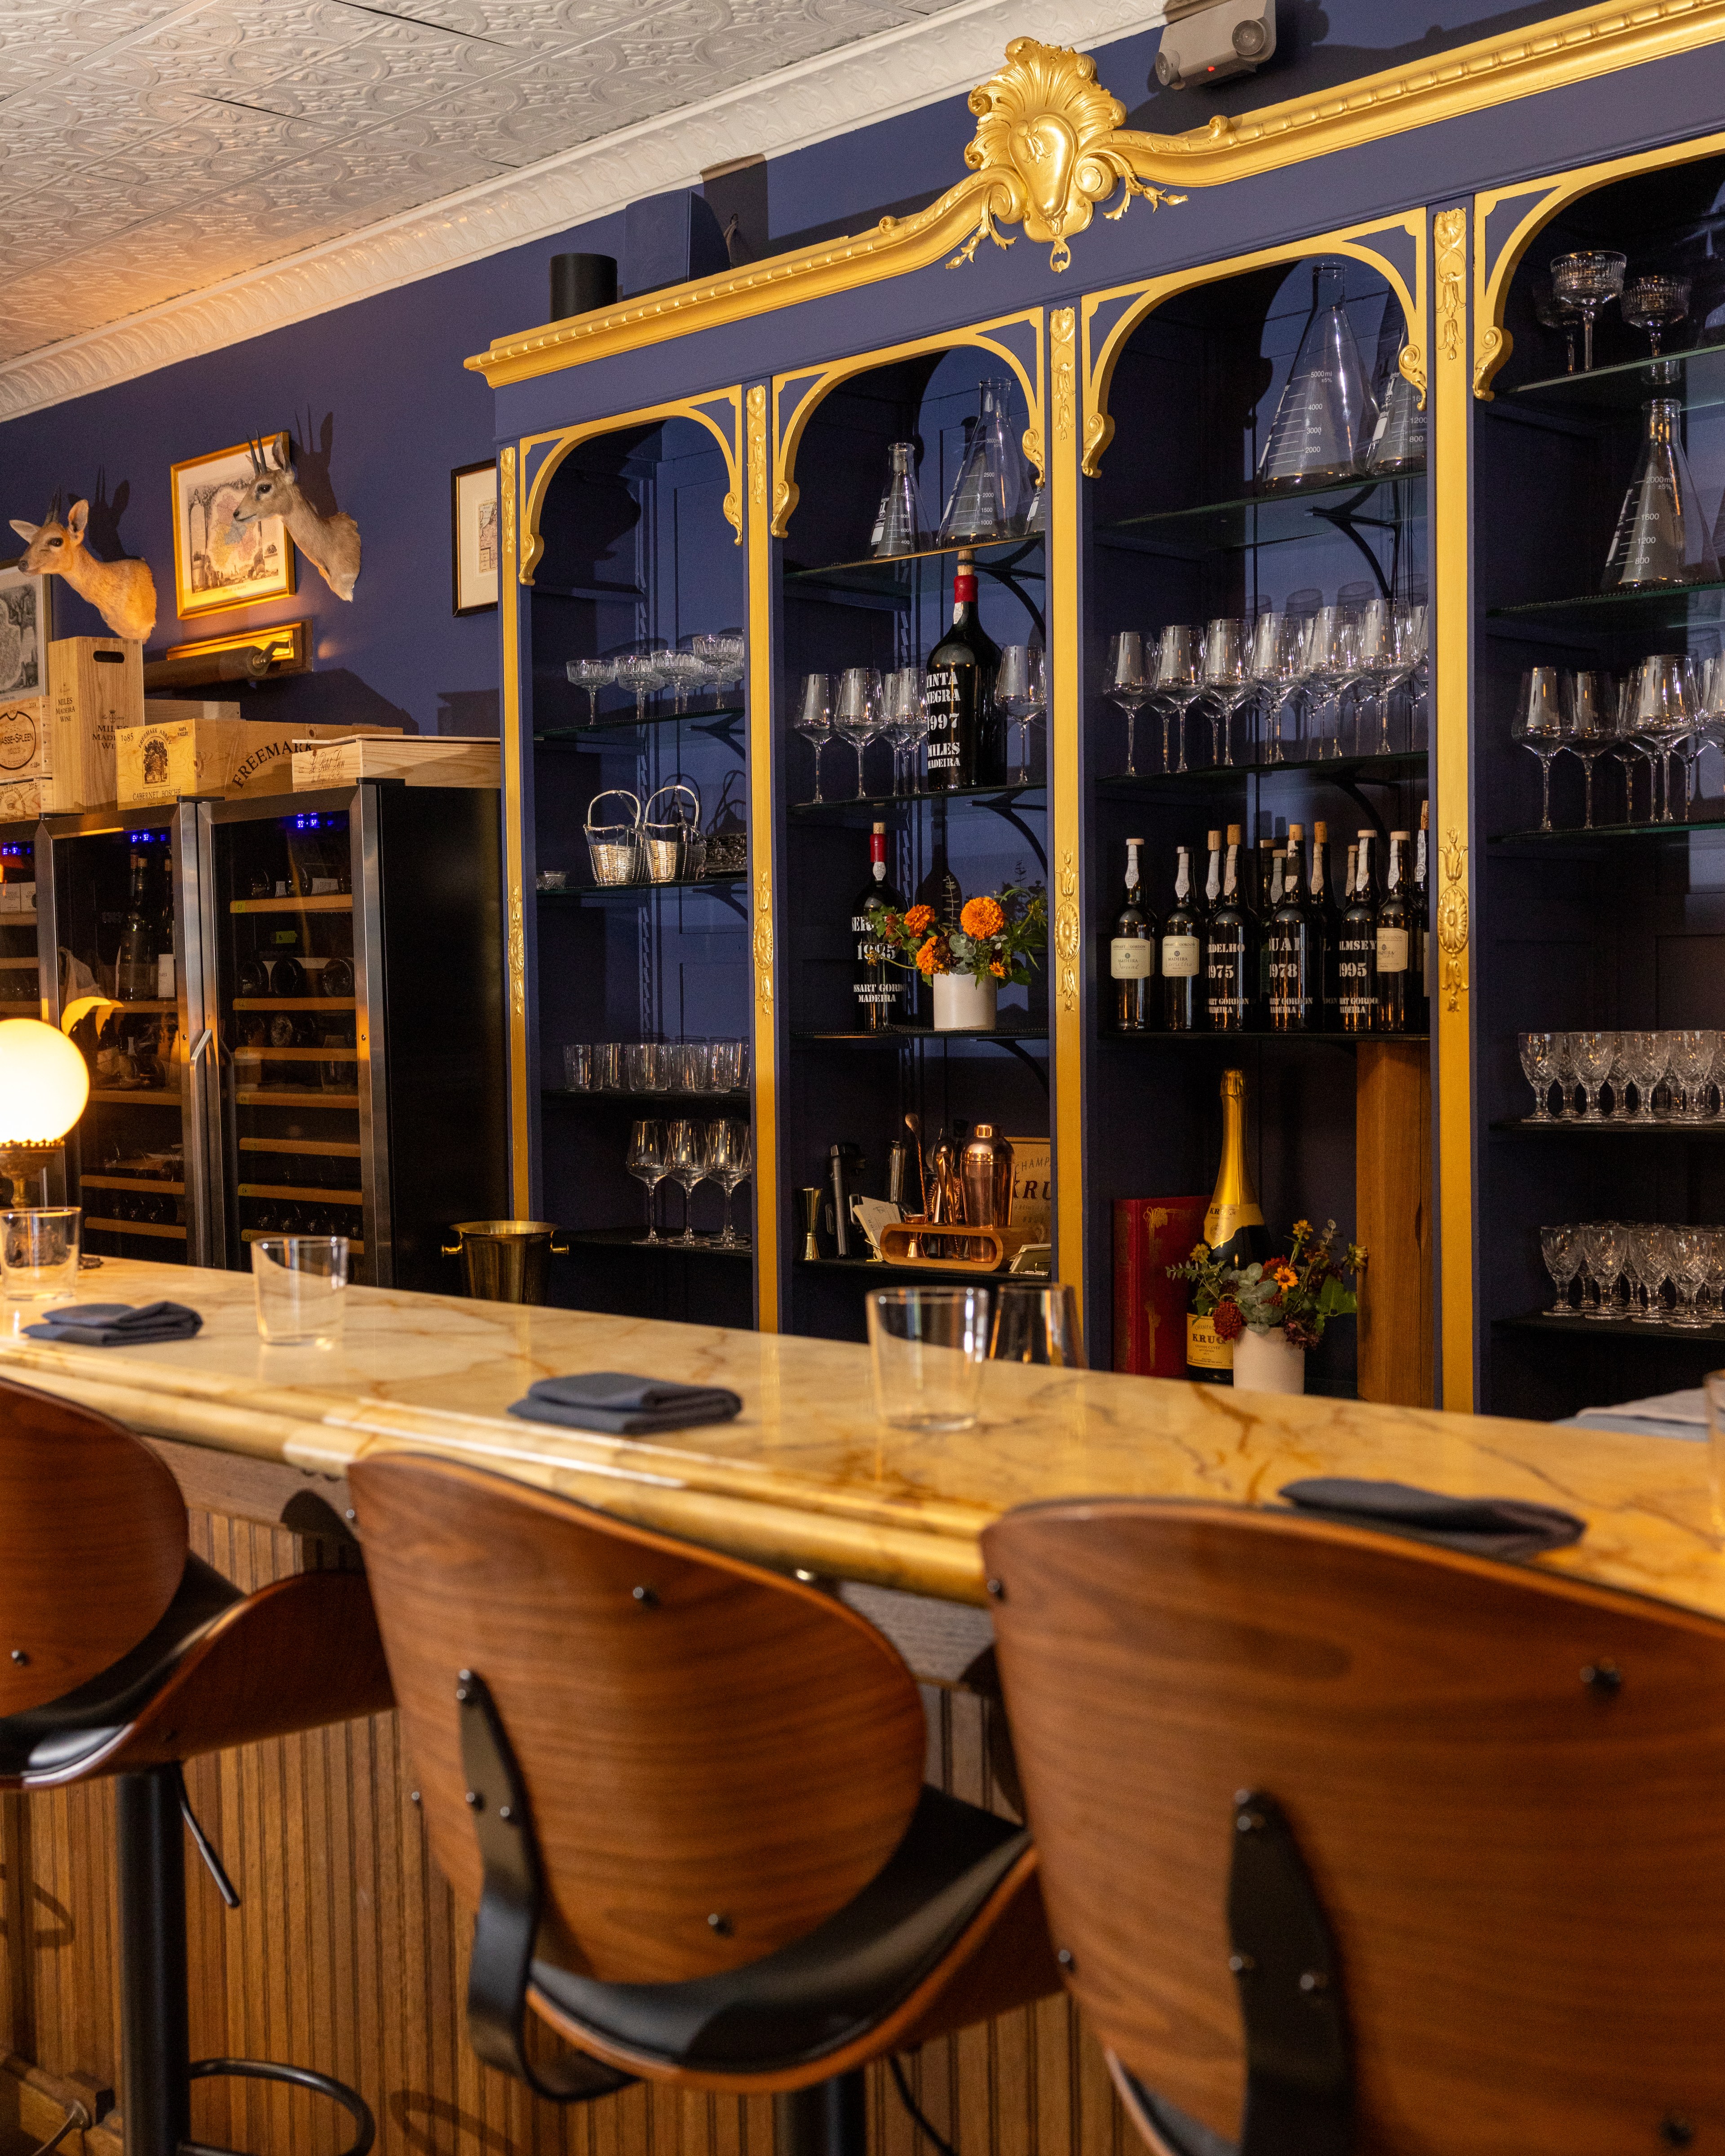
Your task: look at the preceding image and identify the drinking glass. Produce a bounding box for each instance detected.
[709,1039,746,1093]
[794,673,834,804]
[660,650,708,714]
[251,1235,348,1346]
[1532,278,1578,374]
[1564,671,1621,829]
[1633,1222,1673,1323]
[693,632,746,706]
[1580,1218,1628,1318]
[1703,1229,1725,1321]
[1511,666,1570,831]
[1670,1224,1712,1326]
[882,666,927,794]
[622,1041,658,1092]
[566,658,617,724]
[834,667,882,799]
[1,1207,81,1302]
[708,1118,753,1250]
[1389,599,1430,748]
[1572,1029,1615,1122]
[617,644,670,720]
[867,1286,989,1431]
[1199,617,1252,768]
[988,1282,1085,1366]
[1349,597,1399,753]
[1628,656,1701,824]
[1300,603,1363,761]
[1549,250,1626,370]
[665,1118,711,1244]
[1150,625,1204,774]
[1550,1030,1579,1119]
[1245,609,1296,765]
[1518,1031,1559,1121]
[1104,631,1150,776]
[1605,1030,1636,1120]
[590,1042,622,1092]
[627,1119,668,1245]
[1672,1029,1716,1119]
[1539,1223,1581,1314]
[562,1043,594,1091]
[995,645,1047,783]
[1621,273,1691,362]
[1624,1028,1668,1121]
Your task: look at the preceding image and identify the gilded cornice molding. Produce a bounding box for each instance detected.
[472,0,1725,389]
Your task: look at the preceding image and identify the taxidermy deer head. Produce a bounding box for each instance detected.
[9,490,156,643]
[228,432,360,602]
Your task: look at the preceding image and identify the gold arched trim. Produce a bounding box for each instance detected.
[771,313,1044,539]
[517,390,743,583]
[1473,124,1725,397]
[1081,213,1427,479]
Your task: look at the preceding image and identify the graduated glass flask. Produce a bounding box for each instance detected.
[1257,262,1377,491]
[870,441,926,559]
[1365,354,1427,475]
[1601,398,1720,590]
[938,378,1027,544]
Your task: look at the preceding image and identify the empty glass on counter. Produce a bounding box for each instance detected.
[867,1285,989,1430]
[988,1281,1085,1367]
[871,442,927,559]
[252,1234,348,1346]
[1258,261,1377,490]
[1,1206,81,1302]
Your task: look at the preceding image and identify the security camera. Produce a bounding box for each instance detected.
[1154,0,1276,89]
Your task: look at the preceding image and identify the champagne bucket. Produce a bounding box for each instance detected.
[584,789,642,886]
[441,1219,569,1305]
[643,782,703,884]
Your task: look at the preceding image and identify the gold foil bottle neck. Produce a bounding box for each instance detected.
[1204,1066,1264,1246]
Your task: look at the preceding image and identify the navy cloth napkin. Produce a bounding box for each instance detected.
[509,1370,743,1436]
[1279,1476,1585,1558]
[23,1300,203,1348]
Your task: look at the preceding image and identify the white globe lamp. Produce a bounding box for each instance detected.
[0,1018,89,1202]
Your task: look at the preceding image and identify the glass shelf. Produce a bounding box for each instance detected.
[1508,342,1725,417]
[1100,750,1425,795]
[797,1256,1032,1288]
[1492,1117,1725,1135]
[1096,472,1424,561]
[790,782,1046,822]
[793,1024,1049,1044]
[542,1087,750,1103]
[539,874,747,901]
[784,534,1043,604]
[1486,583,1725,634]
[536,702,744,742]
[1106,1030,1429,1047]
[1487,817,1725,846]
[1496,1310,1725,1342]
[562,1227,752,1260]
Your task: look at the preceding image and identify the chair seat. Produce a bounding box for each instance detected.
[532,1785,1029,2075]
[0,1555,240,1779]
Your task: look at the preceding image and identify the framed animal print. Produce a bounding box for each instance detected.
[170,439,296,619]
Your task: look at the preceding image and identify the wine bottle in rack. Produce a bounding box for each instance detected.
[1377,830,1414,1034]
[1205,824,1253,1032]
[851,822,906,1031]
[924,548,1000,792]
[1269,823,1321,1032]
[1110,836,1156,1034]
[1415,799,1431,1026]
[1340,832,1377,1034]
[115,848,157,1003]
[1161,844,1203,1033]
[1187,1067,1267,1385]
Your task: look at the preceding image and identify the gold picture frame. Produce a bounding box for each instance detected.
[169,438,296,620]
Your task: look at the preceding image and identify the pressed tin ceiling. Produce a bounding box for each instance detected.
[0,0,1168,419]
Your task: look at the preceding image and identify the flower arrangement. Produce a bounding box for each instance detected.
[1168,1218,1365,1352]
[866,884,1047,984]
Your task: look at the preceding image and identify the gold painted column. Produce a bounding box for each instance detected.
[1049,306,1084,1303]
[1432,206,1475,1410]
[498,442,534,1219]
[746,385,781,1331]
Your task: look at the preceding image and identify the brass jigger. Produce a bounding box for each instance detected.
[798,1186,823,1261]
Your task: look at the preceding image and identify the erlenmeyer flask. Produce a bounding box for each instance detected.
[1365,360,1426,475]
[1257,262,1377,491]
[870,441,926,559]
[1602,398,1721,590]
[938,378,1027,544]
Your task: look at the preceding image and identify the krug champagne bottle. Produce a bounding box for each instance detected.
[851,821,906,1030]
[1188,1067,1267,1384]
[924,548,1000,791]
[1205,824,1253,1031]
[1376,829,1414,1033]
[1161,844,1203,1032]
[1110,836,1156,1033]
[1269,822,1321,1032]
[115,848,158,1003]
[1340,831,1378,1034]
[1415,799,1431,1025]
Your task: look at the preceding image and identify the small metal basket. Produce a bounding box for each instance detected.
[643,782,703,884]
[585,788,642,886]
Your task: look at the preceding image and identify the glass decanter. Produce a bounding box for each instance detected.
[938,378,1028,544]
[1257,261,1377,491]
[1601,398,1721,590]
[870,441,926,559]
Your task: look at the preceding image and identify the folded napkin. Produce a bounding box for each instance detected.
[509,1370,742,1436]
[1279,1476,1585,1558]
[23,1300,203,1348]
[1566,1385,1709,1444]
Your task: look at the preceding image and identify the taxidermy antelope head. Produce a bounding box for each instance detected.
[228,432,360,602]
[9,490,156,643]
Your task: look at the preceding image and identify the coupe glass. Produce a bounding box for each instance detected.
[995,644,1047,783]
[1532,278,1578,374]
[1670,1223,1712,1326]
[1150,624,1205,774]
[794,672,834,802]
[1511,666,1570,831]
[1563,670,1621,829]
[1549,249,1626,370]
[708,1118,753,1250]
[664,1118,711,1245]
[617,645,670,720]
[692,632,746,703]
[1572,1029,1615,1122]
[1539,1223,1582,1315]
[1621,272,1691,362]
[660,650,708,714]
[626,1118,668,1245]
[566,657,617,724]
[1580,1219,1628,1319]
[1199,617,1252,768]
[1518,1030,1559,1121]
[1104,631,1150,776]
[834,666,883,799]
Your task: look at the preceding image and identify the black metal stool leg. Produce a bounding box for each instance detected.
[115,1768,192,2156]
[775,2071,867,2156]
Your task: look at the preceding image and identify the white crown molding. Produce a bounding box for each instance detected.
[0,0,1166,425]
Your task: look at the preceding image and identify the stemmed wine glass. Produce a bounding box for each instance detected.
[1623,1029,1669,1122]
[1628,655,1700,824]
[566,657,618,725]
[1539,1223,1582,1314]
[1532,279,1578,375]
[1349,598,1399,754]
[1300,603,1362,761]
[1565,671,1620,829]
[1621,273,1691,365]
[1581,1219,1629,1319]
[995,644,1047,783]
[1628,1221,1671,1322]
[664,1118,711,1244]
[1253,607,1307,764]
[834,667,882,799]
[1511,665,1570,831]
[1571,1029,1614,1123]
[1150,624,1204,774]
[627,1118,668,1245]
[1670,1222,1712,1327]
[708,1118,753,1249]
[794,672,833,803]
[1549,250,1626,371]
[882,667,926,794]
[1518,1030,1559,1121]
[1104,631,1149,777]
[1550,1030,1579,1120]
[1199,617,1253,768]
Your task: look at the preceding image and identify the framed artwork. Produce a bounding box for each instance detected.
[170,438,296,620]
[451,460,500,615]
[0,560,50,697]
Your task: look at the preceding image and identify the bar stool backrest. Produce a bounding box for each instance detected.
[0,1375,188,1714]
[982,1498,1725,2155]
[349,1454,928,1986]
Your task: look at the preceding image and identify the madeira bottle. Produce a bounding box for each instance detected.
[1376,829,1414,1034]
[1204,824,1254,1031]
[1268,822,1321,1032]
[851,821,906,1030]
[1340,831,1377,1034]
[1161,844,1203,1032]
[1109,836,1156,1033]
[924,548,1000,791]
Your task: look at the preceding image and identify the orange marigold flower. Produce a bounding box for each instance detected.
[903,904,936,936]
[989,960,1006,978]
[915,935,950,977]
[960,895,1005,939]
[1269,1262,1299,1289]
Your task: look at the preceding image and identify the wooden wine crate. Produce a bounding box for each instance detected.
[290,733,500,791]
[43,636,142,810]
[0,697,49,782]
[116,711,402,808]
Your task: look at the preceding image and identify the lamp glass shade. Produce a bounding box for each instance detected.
[0,1020,89,1144]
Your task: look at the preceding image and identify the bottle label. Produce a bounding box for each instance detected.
[156,953,175,998]
[1186,1312,1234,1372]
[924,667,976,785]
[1162,934,1200,978]
[1376,927,1410,973]
[1205,931,1247,1025]
[1204,1199,1265,1246]
[1110,937,1153,980]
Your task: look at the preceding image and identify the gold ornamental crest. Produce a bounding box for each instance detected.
[953,39,1186,272]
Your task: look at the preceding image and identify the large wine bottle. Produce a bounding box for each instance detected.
[851,821,907,1030]
[924,548,1000,791]
[1376,829,1413,1033]
[1187,1067,1267,1384]
[1204,824,1253,1031]
[1109,836,1155,1033]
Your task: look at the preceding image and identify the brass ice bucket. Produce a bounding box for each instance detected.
[442,1219,569,1304]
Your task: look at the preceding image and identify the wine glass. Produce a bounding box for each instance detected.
[1300,603,1362,761]
[1621,272,1691,363]
[626,1118,668,1246]
[794,672,833,803]
[1104,631,1149,776]
[1621,1029,1669,1122]
[1671,1029,1715,1120]
[1511,666,1570,831]
[1670,1223,1712,1327]
[834,666,882,799]
[566,657,617,725]
[1564,670,1621,829]
[1627,655,1700,823]
[1550,1030,1579,1119]
[1150,624,1204,774]
[1518,1030,1559,1121]
[881,667,926,795]
[1572,1029,1615,1123]
[1199,617,1252,768]
[1539,1223,1582,1314]
[1549,250,1626,371]
[708,1118,754,1250]
[995,644,1047,783]
[664,1118,711,1244]
[1581,1218,1629,1320]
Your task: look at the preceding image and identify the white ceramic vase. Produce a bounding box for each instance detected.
[1231,1324,1306,1395]
[933,969,998,1032]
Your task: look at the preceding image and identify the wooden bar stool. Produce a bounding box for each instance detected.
[0,1375,394,2156]
[982,1497,1725,2156]
[346,1452,1060,2156]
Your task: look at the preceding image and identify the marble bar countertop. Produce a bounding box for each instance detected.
[0,1258,1718,1612]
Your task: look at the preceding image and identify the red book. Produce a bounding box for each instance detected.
[1114,1197,1210,1376]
